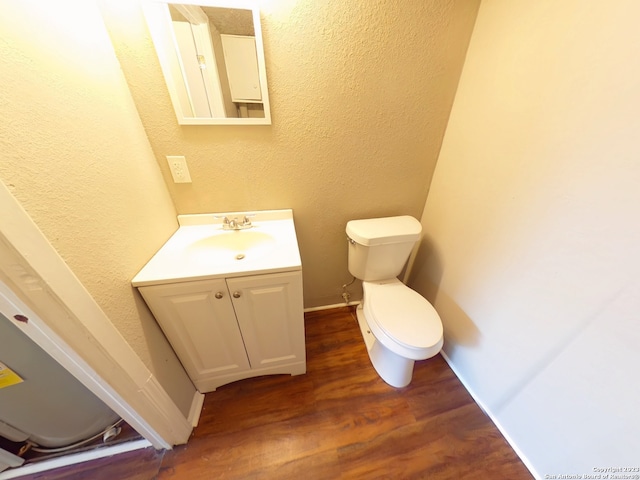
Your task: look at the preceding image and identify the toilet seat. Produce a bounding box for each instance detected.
[363,279,443,360]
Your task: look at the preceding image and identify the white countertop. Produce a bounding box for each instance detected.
[132,209,302,287]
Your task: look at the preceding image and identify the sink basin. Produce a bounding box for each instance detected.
[187,230,277,264]
[131,209,302,286]
[188,230,276,253]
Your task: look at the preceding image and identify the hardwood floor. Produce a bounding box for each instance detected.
[17,307,533,479]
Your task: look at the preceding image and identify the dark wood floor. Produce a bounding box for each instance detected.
[18,307,533,479]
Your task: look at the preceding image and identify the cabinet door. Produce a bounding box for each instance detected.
[138,279,250,386]
[227,271,305,369]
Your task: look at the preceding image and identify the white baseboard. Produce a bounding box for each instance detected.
[0,439,151,480]
[188,392,206,428]
[304,301,360,313]
[439,351,540,480]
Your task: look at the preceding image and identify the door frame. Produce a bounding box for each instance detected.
[0,182,194,450]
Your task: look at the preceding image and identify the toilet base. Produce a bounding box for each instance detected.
[355,304,414,388]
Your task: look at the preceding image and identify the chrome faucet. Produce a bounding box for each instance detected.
[218,214,255,230]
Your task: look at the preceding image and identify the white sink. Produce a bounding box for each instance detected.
[189,229,276,253]
[132,209,301,286]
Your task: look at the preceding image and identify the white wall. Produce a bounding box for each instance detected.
[410,0,640,477]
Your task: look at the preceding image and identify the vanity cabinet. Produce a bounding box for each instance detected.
[138,271,305,392]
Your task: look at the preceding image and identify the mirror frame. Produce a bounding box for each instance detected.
[142,0,271,125]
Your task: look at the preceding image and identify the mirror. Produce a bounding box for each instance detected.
[143,0,271,125]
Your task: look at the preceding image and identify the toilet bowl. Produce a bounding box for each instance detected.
[355,279,443,387]
[346,215,444,387]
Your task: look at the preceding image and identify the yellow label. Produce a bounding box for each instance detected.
[0,361,24,389]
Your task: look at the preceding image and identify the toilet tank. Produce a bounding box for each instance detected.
[346,216,422,281]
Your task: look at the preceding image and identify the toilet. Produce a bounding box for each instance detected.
[346,215,443,387]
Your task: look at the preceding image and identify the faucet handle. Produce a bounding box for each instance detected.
[242,214,255,226]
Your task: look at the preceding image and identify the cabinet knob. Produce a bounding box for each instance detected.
[215,292,224,299]
[233,291,242,298]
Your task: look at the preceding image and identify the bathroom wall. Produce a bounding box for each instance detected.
[410,0,640,476]
[100,0,481,307]
[0,0,196,416]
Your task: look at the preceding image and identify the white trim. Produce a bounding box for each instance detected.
[304,301,360,313]
[0,439,151,480]
[187,392,206,427]
[0,182,192,450]
[440,351,540,480]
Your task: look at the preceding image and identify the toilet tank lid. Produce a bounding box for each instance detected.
[346,216,422,246]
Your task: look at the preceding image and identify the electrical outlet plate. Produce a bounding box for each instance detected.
[166,156,192,183]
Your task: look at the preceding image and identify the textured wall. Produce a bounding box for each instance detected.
[102,0,480,307]
[0,0,196,416]
[410,0,640,475]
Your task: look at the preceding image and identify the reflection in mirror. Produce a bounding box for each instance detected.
[143,0,271,125]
